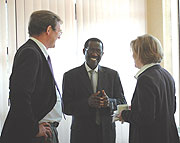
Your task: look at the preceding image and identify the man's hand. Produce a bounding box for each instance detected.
[88,90,110,108]
[88,91,101,108]
[99,90,110,108]
[36,122,52,140]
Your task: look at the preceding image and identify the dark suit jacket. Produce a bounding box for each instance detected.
[0,39,56,143]
[62,63,126,143]
[122,65,180,143]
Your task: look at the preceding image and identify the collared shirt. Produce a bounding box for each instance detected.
[134,63,159,79]
[30,37,62,123]
[85,62,98,92]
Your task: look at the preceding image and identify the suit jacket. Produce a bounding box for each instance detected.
[62,63,126,143]
[122,65,180,143]
[0,39,56,143]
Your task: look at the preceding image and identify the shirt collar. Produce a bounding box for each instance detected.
[30,37,49,60]
[85,62,98,73]
[134,63,159,79]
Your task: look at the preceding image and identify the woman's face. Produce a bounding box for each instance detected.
[132,52,143,69]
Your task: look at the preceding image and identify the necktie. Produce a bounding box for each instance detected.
[90,70,100,125]
[90,70,97,93]
[47,56,61,95]
[47,55,66,119]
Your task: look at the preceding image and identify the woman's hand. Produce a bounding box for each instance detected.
[117,111,125,124]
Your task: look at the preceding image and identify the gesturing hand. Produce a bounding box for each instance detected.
[36,122,52,140]
[99,90,110,108]
[88,91,101,108]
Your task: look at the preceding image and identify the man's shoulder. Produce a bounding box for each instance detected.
[18,39,36,50]
[17,39,41,55]
[13,40,46,64]
[64,64,84,74]
[99,66,118,73]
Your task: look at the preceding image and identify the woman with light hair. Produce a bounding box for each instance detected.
[118,34,180,143]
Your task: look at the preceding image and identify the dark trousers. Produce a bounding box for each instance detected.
[70,123,103,143]
[97,124,103,143]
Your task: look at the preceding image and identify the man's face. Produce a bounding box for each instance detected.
[83,41,104,69]
[48,22,62,48]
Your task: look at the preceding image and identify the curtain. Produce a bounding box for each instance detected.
[1,0,147,142]
[170,0,179,125]
[75,0,146,142]
[1,0,76,142]
[75,0,146,104]
[0,0,9,133]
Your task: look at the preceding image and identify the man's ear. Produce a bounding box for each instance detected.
[46,25,52,35]
[83,48,86,55]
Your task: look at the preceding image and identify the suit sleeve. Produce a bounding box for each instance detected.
[10,47,39,138]
[62,72,95,117]
[121,76,157,126]
[109,71,127,111]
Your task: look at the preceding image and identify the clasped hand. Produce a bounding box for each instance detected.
[36,122,52,141]
[88,90,109,108]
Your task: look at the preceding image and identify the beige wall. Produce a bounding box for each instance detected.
[146,0,172,73]
[146,0,180,126]
[146,0,163,44]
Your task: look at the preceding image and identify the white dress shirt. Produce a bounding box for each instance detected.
[134,63,159,79]
[30,37,62,123]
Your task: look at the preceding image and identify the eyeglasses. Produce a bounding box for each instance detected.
[85,48,102,54]
[54,28,63,37]
[58,30,63,36]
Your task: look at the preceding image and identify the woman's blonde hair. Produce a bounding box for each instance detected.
[130,34,163,65]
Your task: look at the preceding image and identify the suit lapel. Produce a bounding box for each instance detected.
[97,66,106,91]
[79,63,93,95]
[28,39,53,78]
[78,64,106,95]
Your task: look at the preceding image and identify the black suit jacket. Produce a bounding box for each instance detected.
[62,63,126,143]
[122,65,180,143]
[0,39,56,143]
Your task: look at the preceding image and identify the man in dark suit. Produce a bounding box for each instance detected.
[62,38,127,143]
[0,10,63,143]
